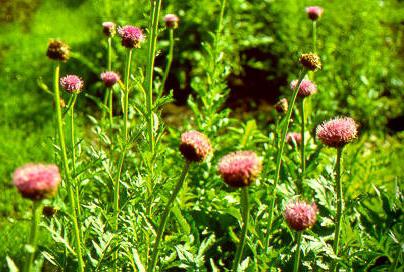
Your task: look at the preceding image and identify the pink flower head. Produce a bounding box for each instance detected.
[13,163,61,201]
[102,22,116,37]
[284,201,318,231]
[218,151,262,188]
[290,79,317,97]
[100,71,120,88]
[179,130,212,162]
[306,6,324,21]
[286,132,302,145]
[118,25,145,49]
[316,117,359,148]
[164,14,179,28]
[60,75,84,94]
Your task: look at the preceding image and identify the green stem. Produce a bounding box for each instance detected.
[52,63,84,272]
[149,161,191,272]
[332,147,343,272]
[145,0,162,153]
[23,201,42,272]
[232,187,250,271]
[159,28,174,96]
[312,21,317,53]
[70,94,82,219]
[103,37,113,122]
[264,69,307,252]
[299,99,306,194]
[124,49,132,141]
[293,232,303,272]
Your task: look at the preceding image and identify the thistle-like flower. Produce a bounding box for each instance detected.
[299,53,321,71]
[102,22,116,37]
[13,163,61,201]
[118,25,145,49]
[100,71,120,88]
[275,98,288,114]
[286,132,302,145]
[179,131,212,162]
[316,117,358,148]
[306,6,324,21]
[218,151,262,188]
[46,40,70,61]
[290,79,317,97]
[284,201,317,231]
[60,75,84,94]
[164,14,180,29]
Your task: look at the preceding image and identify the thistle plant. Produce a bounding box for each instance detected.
[149,130,212,272]
[316,117,358,271]
[13,163,61,272]
[47,40,85,271]
[265,52,321,251]
[284,201,318,272]
[306,6,324,53]
[218,151,262,270]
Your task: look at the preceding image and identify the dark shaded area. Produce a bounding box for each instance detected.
[387,115,404,133]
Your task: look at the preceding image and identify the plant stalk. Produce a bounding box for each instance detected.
[52,63,84,272]
[232,187,250,271]
[159,28,174,96]
[312,21,317,53]
[332,147,344,271]
[23,201,42,272]
[299,99,306,194]
[149,161,191,272]
[264,69,307,252]
[293,232,303,272]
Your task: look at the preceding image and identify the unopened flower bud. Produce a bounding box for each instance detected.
[100,71,120,88]
[13,163,61,201]
[102,22,116,37]
[218,151,262,188]
[275,98,288,114]
[290,79,317,97]
[47,40,70,61]
[164,14,179,29]
[316,117,359,148]
[306,6,324,21]
[286,132,302,145]
[179,131,212,162]
[299,53,321,71]
[284,201,317,231]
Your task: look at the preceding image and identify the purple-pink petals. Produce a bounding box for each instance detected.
[316,117,358,148]
[286,132,302,145]
[290,79,317,97]
[218,151,262,188]
[284,201,318,231]
[13,163,61,201]
[179,130,212,162]
[100,71,120,88]
[60,75,84,93]
[118,25,145,49]
[306,6,324,21]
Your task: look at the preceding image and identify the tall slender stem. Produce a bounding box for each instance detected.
[145,0,162,153]
[159,28,174,96]
[293,232,303,272]
[149,161,191,272]
[124,49,132,141]
[264,70,307,252]
[312,21,317,53]
[52,63,84,272]
[24,201,41,272]
[299,100,306,194]
[232,187,250,271]
[102,37,113,123]
[70,94,81,219]
[332,147,343,272]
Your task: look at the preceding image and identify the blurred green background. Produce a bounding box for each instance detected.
[0,0,402,269]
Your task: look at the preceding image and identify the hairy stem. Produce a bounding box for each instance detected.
[232,187,250,271]
[265,69,307,252]
[23,201,41,272]
[149,161,191,272]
